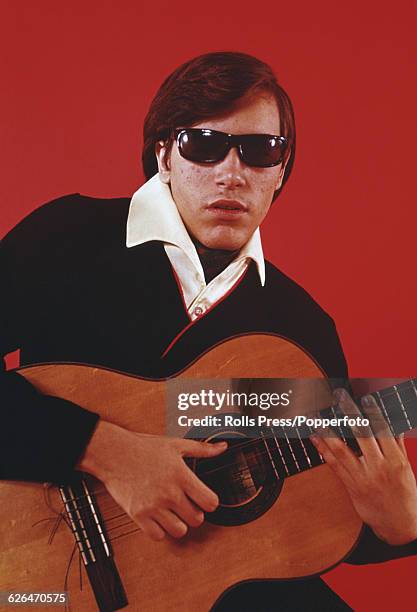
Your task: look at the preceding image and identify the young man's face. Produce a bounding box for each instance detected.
[157,92,286,251]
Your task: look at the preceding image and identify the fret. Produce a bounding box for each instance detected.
[260,430,284,480]
[251,379,417,483]
[393,385,412,430]
[284,427,303,472]
[397,380,417,428]
[288,428,311,471]
[375,389,410,434]
[269,430,291,479]
[375,391,396,434]
[275,426,301,474]
[296,427,312,468]
[297,423,324,467]
[323,402,360,455]
[330,404,347,443]
[270,427,290,477]
[305,438,325,466]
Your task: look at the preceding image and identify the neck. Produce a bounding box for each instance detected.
[193,239,239,284]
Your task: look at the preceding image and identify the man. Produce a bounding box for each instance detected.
[1,51,417,610]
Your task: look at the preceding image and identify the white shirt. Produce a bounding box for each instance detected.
[126,174,265,321]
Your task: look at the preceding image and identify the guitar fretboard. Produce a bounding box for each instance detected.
[370,379,417,435]
[261,379,417,479]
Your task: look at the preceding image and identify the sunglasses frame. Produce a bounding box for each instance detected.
[173,128,288,168]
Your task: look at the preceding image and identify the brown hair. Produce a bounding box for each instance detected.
[142,51,296,200]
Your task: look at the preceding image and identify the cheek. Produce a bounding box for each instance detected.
[250,167,281,195]
[171,167,208,221]
[175,167,209,201]
[252,176,277,217]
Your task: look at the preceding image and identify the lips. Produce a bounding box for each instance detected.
[207,200,248,215]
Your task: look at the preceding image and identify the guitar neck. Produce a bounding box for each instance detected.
[357,378,417,436]
[264,378,417,480]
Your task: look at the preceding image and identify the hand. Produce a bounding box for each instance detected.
[78,420,227,541]
[310,388,417,545]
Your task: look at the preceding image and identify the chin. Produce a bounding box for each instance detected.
[199,229,247,252]
[203,238,244,251]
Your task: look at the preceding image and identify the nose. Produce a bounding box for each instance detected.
[214,146,246,189]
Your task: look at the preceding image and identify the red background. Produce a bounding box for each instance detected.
[1,1,416,609]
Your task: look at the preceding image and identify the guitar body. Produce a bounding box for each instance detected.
[0,335,362,611]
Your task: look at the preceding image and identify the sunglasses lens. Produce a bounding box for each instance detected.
[178,130,228,163]
[240,135,286,167]
[176,130,287,167]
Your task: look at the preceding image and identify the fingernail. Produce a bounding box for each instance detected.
[362,394,374,407]
[334,388,347,402]
[310,434,319,444]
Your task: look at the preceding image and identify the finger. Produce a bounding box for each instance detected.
[360,394,401,458]
[310,434,358,489]
[315,426,363,476]
[154,509,189,539]
[396,433,407,455]
[179,439,228,458]
[334,388,382,462]
[137,517,165,541]
[361,393,392,438]
[173,494,205,528]
[183,469,220,512]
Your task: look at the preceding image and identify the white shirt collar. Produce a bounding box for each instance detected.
[126,173,265,286]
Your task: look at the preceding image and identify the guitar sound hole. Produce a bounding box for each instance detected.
[189,430,283,527]
[196,434,267,507]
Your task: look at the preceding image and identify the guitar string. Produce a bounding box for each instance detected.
[63,437,314,515]
[97,447,303,538]
[109,527,141,542]
[63,409,415,516]
[64,443,323,532]
[56,389,417,558]
[76,414,412,513]
[188,392,417,459]
[66,421,348,511]
[60,480,162,557]
[58,423,413,555]
[59,391,417,527]
[60,430,313,508]
[186,392,417,467]
[46,386,417,568]
[71,386,417,500]
[65,409,403,529]
[99,406,414,537]
[59,485,135,563]
[62,390,417,509]
[61,441,417,558]
[44,380,417,531]
[53,483,108,591]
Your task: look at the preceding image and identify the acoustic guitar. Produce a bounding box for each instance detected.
[1,334,416,611]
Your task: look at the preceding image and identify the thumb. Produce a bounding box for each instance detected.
[180,439,228,458]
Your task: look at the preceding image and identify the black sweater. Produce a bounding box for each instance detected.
[1,193,416,564]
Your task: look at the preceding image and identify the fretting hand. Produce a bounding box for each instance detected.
[310,388,417,545]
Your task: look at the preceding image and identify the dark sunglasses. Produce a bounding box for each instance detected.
[173,128,288,168]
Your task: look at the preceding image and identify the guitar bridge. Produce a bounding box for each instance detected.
[60,475,128,611]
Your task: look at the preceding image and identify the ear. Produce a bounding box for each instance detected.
[155,141,171,184]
